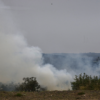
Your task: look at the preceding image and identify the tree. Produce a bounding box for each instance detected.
[16,77,41,92]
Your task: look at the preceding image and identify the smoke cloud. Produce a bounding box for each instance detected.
[0,1,100,91]
[43,53,100,78]
[0,33,72,90]
[0,1,72,90]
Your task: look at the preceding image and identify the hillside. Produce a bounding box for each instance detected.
[43,53,100,70]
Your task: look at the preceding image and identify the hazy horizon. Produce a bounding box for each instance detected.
[2,0,100,53]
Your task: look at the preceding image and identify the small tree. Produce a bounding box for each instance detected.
[16,77,41,92]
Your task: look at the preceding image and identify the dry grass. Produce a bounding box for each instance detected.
[0,90,100,100]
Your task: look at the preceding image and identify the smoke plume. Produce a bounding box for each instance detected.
[0,1,72,90]
[1,1,100,91]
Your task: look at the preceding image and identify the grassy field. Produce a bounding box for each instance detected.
[0,90,100,100]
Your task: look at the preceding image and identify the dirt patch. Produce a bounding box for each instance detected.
[0,90,100,100]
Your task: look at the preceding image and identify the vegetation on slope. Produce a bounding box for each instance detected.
[71,73,100,90]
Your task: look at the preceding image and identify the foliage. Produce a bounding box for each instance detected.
[71,73,100,90]
[16,77,41,92]
[15,93,23,97]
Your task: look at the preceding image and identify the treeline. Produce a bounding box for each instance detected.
[1,73,100,91]
[0,77,46,92]
[71,73,100,90]
[0,82,16,91]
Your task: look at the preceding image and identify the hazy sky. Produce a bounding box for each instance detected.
[2,0,100,53]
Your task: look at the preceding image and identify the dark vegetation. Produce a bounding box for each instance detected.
[0,77,46,92]
[15,77,41,91]
[1,73,100,92]
[1,73,100,100]
[71,73,100,90]
[15,93,23,97]
[77,92,85,95]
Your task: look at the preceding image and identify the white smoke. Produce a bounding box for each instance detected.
[1,1,100,91]
[0,1,72,90]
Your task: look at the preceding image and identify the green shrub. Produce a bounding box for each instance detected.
[77,92,85,95]
[15,93,23,97]
[71,73,100,90]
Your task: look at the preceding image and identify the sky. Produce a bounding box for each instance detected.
[1,0,100,53]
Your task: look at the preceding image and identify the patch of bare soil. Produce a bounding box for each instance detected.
[0,90,100,100]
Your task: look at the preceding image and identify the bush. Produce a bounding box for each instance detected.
[77,92,85,95]
[16,77,41,92]
[71,73,100,90]
[15,93,23,97]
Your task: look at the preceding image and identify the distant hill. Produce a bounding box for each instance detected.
[42,53,100,70]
